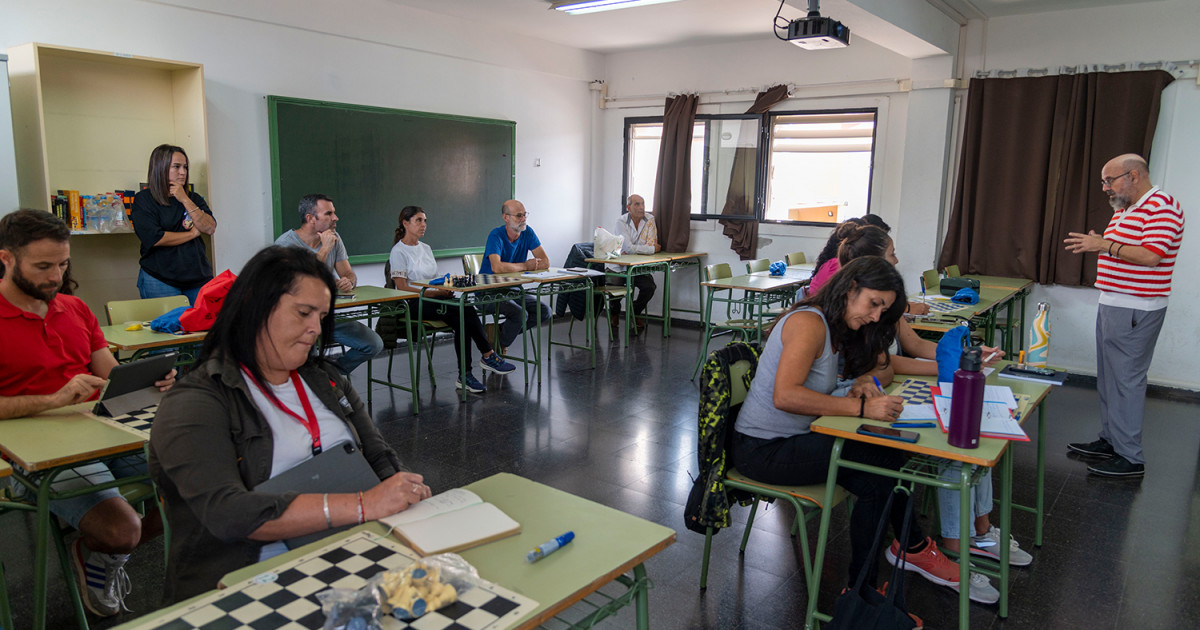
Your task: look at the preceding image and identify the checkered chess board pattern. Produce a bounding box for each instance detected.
[895,379,933,405]
[94,405,157,439]
[127,531,537,629]
[912,298,970,314]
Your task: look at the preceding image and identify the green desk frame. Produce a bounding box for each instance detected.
[803,367,1051,629]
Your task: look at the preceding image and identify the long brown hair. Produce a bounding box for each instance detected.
[147,144,188,206]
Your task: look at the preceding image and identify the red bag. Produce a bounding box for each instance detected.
[180,269,237,332]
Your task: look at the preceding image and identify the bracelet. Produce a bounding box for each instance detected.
[858,394,866,418]
[1107,241,1115,256]
[322,494,332,529]
[1116,244,1125,258]
[356,491,365,525]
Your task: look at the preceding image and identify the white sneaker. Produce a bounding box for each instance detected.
[952,572,1000,605]
[68,534,132,616]
[970,525,1033,567]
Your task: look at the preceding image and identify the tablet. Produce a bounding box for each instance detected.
[95,353,177,409]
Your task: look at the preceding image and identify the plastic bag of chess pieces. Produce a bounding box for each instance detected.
[318,553,483,627]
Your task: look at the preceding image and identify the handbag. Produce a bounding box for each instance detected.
[179,269,237,332]
[825,486,918,630]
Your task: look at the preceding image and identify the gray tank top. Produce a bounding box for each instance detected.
[735,307,838,439]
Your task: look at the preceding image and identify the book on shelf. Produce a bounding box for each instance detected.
[378,487,520,555]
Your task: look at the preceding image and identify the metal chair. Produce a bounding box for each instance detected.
[691,263,761,379]
[104,295,190,325]
[694,342,849,590]
[373,262,450,394]
[746,258,770,274]
[786,252,807,265]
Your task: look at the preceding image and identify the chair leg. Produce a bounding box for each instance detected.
[0,553,12,630]
[700,526,714,590]
[740,497,761,552]
[793,502,815,588]
[50,521,89,630]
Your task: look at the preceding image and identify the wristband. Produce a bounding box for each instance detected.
[858,394,866,418]
[1116,244,1125,258]
[322,494,332,529]
[1107,241,1115,256]
[357,491,365,525]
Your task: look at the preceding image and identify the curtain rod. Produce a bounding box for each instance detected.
[600,78,916,110]
[973,59,1198,80]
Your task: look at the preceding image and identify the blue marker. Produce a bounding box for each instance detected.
[526,531,574,563]
[871,376,886,394]
[892,422,936,428]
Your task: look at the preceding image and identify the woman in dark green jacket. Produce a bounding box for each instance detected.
[150,245,430,603]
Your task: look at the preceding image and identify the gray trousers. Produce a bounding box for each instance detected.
[1095,304,1167,465]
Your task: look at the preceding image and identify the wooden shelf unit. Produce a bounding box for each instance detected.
[7,42,212,322]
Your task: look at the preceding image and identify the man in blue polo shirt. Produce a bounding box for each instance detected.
[479,199,552,352]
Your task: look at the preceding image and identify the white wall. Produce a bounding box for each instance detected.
[2,0,602,284]
[970,1,1200,388]
[0,56,18,216]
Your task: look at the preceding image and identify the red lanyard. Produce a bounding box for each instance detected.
[242,366,323,456]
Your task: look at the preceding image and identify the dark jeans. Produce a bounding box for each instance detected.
[607,275,656,316]
[419,301,491,370]
[732,430,922,587]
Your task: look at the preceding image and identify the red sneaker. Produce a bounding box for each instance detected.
[885,537,961,588]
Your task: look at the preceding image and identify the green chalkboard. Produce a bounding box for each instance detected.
[268,96,515,263]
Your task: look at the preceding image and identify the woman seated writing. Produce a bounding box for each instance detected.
[388,205,515,395]
[732,256,963,609]
[150,245,431,602]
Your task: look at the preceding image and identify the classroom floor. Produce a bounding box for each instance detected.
[7,319,1200,629]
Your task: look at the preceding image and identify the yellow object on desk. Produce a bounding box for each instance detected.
[124,323,143,331]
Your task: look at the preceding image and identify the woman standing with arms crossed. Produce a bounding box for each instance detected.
[131,144,217,304]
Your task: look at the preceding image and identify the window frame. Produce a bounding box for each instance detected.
[622,106,879,227]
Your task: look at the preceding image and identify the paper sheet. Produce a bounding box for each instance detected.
[899,403,937,421]
[932,395,1028,440]
[937,382,1016,408]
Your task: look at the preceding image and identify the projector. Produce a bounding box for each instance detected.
[787,15,850,50]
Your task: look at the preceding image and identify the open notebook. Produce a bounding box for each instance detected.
[379,488,520,555]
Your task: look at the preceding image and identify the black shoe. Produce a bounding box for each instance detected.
[1088,454,1144,477]
[1067,438,1115,458]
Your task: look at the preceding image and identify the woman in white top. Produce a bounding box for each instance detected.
[388,206,515,394]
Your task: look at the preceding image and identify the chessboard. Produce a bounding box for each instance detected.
[896,378,1033,420]
[93,405,157,439]
[126,531,537,630]
[911,298,970,314]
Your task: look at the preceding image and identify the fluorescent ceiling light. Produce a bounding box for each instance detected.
[551,0,682,15]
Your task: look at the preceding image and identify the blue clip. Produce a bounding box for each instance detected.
[428,273,450,286]
[769,261,787,276]
[951,288,979,305]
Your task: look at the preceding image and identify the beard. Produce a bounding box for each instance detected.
[1109,193,1131,211]
[12,263,59,302]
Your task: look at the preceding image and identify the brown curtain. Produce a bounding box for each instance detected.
[719,84,791,260]
[653,94,699,253]
[939,70,1173,286]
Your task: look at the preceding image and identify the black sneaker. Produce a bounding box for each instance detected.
[1067,438,1115,458]
[1088,454,1144,477]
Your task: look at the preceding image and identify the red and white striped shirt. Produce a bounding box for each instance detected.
[1095,187,1184,300]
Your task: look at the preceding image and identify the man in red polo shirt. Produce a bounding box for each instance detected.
[0,209,175,617]
[1064,154,1185,478]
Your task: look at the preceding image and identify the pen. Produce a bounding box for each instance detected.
[892,422,936,428]
[871,376,886,394]
[983,350,998,364]
[526,531,575,563]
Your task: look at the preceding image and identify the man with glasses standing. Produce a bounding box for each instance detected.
[1064,154,1185,477]
[479,199,552,357]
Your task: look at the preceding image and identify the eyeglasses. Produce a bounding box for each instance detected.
[506,212,528,220]
[1100,171,1132,187]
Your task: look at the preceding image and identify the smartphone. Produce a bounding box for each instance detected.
[856,423,919,444]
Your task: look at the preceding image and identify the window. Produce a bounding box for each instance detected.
[623,108,877,226]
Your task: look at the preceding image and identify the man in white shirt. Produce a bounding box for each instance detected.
[275,194,383,374]
[607,194,659,335]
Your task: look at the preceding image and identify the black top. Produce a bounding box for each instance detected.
[131,188,215,289]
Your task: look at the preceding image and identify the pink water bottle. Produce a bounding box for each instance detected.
[948,346,985,449]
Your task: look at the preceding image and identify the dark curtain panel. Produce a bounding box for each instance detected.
[939,70,1173,286]
[653,94,699,253]
[719,85,791,260]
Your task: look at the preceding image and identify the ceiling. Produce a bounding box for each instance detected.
[383,0,1156,55]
